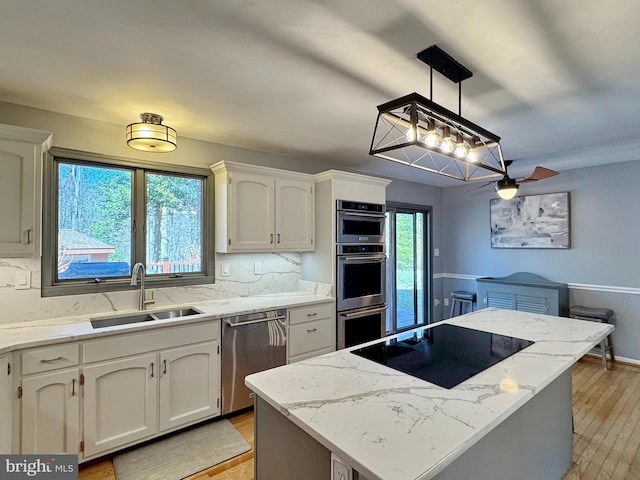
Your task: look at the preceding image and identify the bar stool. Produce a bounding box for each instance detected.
[450,290,476,317]
[569,305,615,369]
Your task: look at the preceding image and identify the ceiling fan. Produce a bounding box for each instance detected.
[473,161,559,199]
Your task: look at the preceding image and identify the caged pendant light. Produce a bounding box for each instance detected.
[126,113,177,152]
[370,45,507,182]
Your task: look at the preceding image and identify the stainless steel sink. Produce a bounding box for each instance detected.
[90,307,203,328]
[151,307,202,319]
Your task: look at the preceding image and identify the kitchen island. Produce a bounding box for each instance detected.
[246,308,614,480]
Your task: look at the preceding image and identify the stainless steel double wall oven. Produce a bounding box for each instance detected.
[336,200,387,349]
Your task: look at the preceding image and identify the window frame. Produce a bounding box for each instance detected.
[42,148,214,297]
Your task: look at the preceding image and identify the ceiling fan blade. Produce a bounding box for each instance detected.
[520,166,559,183]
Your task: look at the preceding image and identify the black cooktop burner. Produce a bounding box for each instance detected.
[351,324,534,389]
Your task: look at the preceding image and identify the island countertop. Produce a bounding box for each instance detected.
[245,308,614,480]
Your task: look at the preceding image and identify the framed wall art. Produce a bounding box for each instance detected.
[490,192,570,248]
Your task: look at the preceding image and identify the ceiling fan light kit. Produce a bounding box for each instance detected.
[126,113,177,152]
[370,45,508,183]
[495,176,519,199]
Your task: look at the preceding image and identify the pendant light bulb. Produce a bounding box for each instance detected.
[454,134,468,159]
[440,127,454,154]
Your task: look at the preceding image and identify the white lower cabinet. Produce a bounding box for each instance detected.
[287,302,335,363]
[159,342,219,431]
[19,343,81,455]
[81,321,220,459]
[83,354,157,457]
[0,355,13,453]
[21,368,80,454]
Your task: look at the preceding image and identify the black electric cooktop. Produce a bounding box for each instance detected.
[351,324,534,389]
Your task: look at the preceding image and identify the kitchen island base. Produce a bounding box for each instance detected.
[254,370,573,480]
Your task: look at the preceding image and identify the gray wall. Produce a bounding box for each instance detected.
[441,160,640,361]
[385,180,444,321]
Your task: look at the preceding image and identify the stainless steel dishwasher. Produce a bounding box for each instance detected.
[221,308,287,414]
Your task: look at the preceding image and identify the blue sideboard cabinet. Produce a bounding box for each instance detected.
[476,272,569,317]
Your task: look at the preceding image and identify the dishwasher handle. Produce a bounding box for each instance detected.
[224,314,287,327]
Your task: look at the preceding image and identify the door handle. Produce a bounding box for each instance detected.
[163,359,167,374]
[150,362,154,378]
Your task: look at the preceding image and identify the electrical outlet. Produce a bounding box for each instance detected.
[254,261,262,275]
[331,453,352,480]
[434,248,440,257]
[434,298,441,307]
[443,298,449,307]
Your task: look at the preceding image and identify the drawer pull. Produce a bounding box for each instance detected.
[40,357,64,364]
[307,328,318,333]
[307,312,318,317]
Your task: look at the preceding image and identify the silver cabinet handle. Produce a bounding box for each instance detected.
[40,357,64,364]
[22,229,32,245]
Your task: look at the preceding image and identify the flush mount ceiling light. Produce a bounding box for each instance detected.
[370,45,507,182]
[126,113,177,152]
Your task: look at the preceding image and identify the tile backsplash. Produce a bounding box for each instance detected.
[0,252,330,324]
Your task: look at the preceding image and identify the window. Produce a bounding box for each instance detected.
[42,149,213,296]
[385,204,432,334]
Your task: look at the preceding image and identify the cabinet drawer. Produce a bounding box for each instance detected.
[289,302,333,325]
[22,343,79,375]
[288,318,333,358]
[83,321,219,364]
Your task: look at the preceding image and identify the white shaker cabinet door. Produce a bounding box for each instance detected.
[0,140,38,257]
[159,341,220,431]
[275,177,314,251]
[0,355,12,453]
[228,171,275,251]
[83,354,157,457]
[21,368,80,454]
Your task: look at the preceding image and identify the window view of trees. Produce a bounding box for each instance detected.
[56,161,203,281]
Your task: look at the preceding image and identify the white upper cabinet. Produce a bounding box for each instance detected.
[212,161,315,253]
[0,124,52,257]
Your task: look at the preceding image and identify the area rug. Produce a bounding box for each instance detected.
[113,419,251,480]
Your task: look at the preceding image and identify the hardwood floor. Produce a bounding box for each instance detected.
[79,357,640,480]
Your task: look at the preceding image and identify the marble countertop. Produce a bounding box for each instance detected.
[0,293,334,354]
[245,308,614,480]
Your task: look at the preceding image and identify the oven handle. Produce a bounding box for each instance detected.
[341,305,388,318]
[337,211,385,219]
[340,256,386,262]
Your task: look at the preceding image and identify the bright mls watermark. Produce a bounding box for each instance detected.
[0,455,77,479]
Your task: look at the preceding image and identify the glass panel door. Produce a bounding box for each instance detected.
[385,206,431,333]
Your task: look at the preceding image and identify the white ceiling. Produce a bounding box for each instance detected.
[1,0,639,186]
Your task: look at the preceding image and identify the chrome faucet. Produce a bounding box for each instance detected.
[131,263,154,310]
